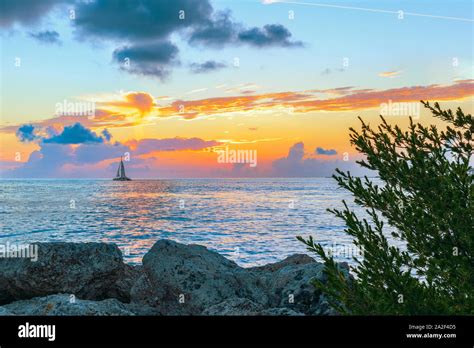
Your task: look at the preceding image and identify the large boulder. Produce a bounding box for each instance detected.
[107,264,142,302]
[0,239,350,316]
[132,240,269,314]
[0,242,136,304]
[249,254,328,315]
[0,294,135,316]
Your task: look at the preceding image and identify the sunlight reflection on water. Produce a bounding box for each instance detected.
[0,178,399,267]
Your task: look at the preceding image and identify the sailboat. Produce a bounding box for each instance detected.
[113,157,131,181]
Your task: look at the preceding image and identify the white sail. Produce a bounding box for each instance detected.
[116,164,121,178]
[119,160,126,178]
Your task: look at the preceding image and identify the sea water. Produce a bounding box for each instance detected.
[0,178,396,267]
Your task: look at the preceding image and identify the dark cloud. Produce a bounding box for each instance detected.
[189,13,302,49]
[29,30,61,44]
[0,0,68,28]
[101,129,112,142]
[190,60,226,74]
[316,147,337,155]
[16,124,38,142]
[112,41,179,79]
[238,24,303,48]
[72,0,301,77]
[43,123,107,144]
[2,0,301,79]
[188,11,239,47]
[73,0,212,41]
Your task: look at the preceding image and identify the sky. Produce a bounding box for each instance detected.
[0,0,473,178]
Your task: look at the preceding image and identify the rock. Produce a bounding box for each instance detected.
[248,254,327,315]
[107,264,142,303]
[129,272,176,314]
[202,298,263,315]
[257,307,305,316]
[133,240,269,315]
[0,239,350,316]
[249,254,316,272]
[202,298,306,316]
[0,242,134,304]
[1,294,135,316]
[124,302,162,316]
[312,294,338,315]
[0,306,12,315]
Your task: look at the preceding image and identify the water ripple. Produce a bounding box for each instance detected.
[0,178,398,266]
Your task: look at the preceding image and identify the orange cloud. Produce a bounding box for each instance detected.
[292,80,474,113]
[156,80,474,119]
[157,91,313,119]
[101,91,155,114]
[2,81,472,134]
[378,70,402,78]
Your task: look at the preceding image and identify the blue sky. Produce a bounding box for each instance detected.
[2,0,472,123]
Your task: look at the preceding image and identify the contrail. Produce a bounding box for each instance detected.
[268,1,474,23]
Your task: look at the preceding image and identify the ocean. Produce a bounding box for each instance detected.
[0,178,381,267]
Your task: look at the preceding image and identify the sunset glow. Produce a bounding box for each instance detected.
[1,0,472,178]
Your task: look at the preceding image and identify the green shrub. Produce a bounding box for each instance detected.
[298,101,474,315]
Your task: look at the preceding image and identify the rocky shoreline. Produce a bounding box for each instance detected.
[0,240,349,315]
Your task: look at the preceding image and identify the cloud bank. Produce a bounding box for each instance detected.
[272,142,370,177]
[0,0,302,79]
[6,122,221,178]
